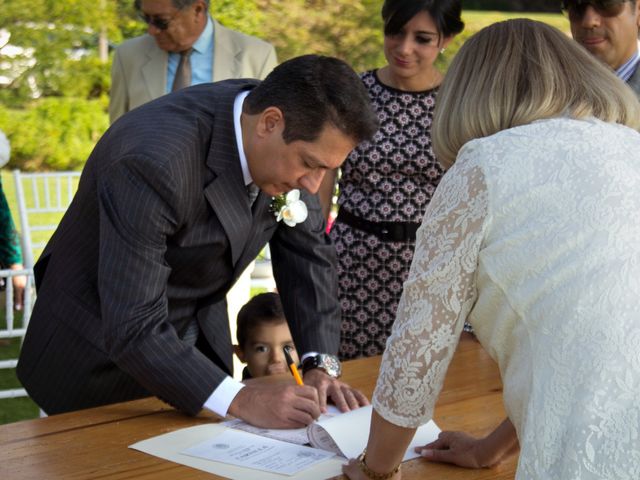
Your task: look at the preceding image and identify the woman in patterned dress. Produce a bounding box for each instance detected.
[343,19,640,480]
[319,0,464,359]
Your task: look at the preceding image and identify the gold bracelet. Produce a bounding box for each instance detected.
[356,449,400,480]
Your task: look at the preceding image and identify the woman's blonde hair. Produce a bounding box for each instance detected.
[433,18,640,167]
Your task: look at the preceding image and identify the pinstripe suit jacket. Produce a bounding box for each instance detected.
[17,80,340,415]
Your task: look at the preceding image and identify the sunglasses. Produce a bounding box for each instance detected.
[561,0,630,20]
[137,9,181,31]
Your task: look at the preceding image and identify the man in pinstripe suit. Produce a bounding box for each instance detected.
[17,55,379,428]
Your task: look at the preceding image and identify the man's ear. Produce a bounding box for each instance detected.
[256,107,284,138]
[233,345,245,362]
[194,0,207,16]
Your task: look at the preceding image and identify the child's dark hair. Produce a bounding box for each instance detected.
[236,292,286,348]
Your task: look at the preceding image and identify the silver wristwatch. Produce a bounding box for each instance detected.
[302,353,342,378]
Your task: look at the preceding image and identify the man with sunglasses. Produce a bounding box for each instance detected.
[109,0,277,123]
[563,0,640,98]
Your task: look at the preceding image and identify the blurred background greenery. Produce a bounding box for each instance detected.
[0,0,568,172]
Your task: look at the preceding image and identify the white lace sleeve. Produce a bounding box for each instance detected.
[372,151,489,428]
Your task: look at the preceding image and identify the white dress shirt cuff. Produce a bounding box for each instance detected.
[203,377,245,417]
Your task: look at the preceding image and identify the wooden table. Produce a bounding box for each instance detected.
[0,336,517,479]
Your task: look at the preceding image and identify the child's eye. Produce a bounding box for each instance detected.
[285,343,296,352]
[255,345,268,353]
[417,36,434,45]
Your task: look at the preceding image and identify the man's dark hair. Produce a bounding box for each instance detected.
[236,292,287,348]
[382,0,464,38]
[244,54,379,144]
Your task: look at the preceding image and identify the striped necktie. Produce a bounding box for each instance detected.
[172,48,193,92]
[248,183,260,206]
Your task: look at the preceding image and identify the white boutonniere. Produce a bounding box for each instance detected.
[271,189,308,227]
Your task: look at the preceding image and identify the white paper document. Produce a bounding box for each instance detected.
[182,429,335,475]
[130,423,346,480]
[130,406,442,479]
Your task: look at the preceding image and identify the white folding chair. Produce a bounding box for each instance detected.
[12,170,81,269]
[0,267,34,400]
[2,170,79,406]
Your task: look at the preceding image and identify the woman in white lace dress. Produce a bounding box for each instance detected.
[343,19,640,480]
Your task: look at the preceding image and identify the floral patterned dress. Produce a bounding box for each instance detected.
[330,70,444,359]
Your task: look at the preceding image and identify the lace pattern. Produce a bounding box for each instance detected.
[372,118,640,479]
[372,156,487,427]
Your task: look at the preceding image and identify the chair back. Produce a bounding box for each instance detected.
[0,267,34,400]
[12,170,81,268]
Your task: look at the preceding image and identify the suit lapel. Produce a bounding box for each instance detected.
[203,85,253,265]
[212,19,242,81]
[141,41,167,100]
[627,64,640,100]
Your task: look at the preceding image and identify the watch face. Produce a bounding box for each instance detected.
[319,354,341,378]
[304,354,342,378]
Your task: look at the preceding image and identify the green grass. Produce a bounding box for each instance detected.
[0,306,40,424]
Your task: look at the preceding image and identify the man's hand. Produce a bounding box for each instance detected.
[227,381,322,429]
[303,368,369,413]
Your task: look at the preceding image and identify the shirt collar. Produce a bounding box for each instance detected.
[233,90,253,186]
[191,15,213,55]
[615,49,640,82]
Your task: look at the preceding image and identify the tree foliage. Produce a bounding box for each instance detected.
[0,1,569,171]
[0,0,140,104]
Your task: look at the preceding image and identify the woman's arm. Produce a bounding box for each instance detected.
[342,409,414,480]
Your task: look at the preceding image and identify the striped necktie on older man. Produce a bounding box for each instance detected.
[172,48,193,92]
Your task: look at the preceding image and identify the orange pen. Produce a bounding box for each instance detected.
[283,346,304,386]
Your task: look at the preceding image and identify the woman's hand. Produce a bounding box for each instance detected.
[416,419,519,469]
[416,431,490,468]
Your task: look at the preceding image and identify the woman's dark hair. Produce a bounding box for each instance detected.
[382,0,464,39]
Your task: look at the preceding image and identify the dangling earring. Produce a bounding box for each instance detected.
[440,48,446,54]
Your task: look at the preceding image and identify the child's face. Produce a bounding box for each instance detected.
[235,321,299,378]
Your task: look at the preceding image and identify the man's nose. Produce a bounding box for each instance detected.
[147,24,162,36]
[299,169,326,194]
[580,5,602,28]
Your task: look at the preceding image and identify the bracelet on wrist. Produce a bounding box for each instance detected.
[356,448,400,480]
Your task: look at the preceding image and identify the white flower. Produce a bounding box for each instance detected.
[272,189,308,227]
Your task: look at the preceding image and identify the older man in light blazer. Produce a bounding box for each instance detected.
[109,0,277,123]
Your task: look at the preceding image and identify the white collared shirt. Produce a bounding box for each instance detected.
[201,91,254,417]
